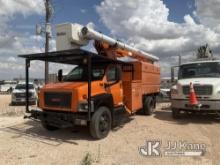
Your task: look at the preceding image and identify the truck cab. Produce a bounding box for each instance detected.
[171,60,220,118]
[39,64,123,113]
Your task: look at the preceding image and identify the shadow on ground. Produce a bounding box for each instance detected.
[0,120,94,146]
[154,107,220,125]
[0,114,134,146]
[112,114,134,132]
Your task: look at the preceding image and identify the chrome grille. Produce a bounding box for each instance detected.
[15,93,33,98]
[182,85,213,95]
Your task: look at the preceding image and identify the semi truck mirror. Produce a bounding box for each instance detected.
[171,67,175,83]
[58,69,63,82]
[171,66,179,84]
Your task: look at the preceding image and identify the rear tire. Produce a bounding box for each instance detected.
[172,108,180,119]
[143,97,154,115]
[89,106,112,139]
[41,122,59,131]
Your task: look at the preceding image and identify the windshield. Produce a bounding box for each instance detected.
[179,62,220,79]
[15,84,34,89]
[63,65,106,82]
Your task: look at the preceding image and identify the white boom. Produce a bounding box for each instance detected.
[56,23,159,62]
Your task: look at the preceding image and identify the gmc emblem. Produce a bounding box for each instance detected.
[51,98,61,102]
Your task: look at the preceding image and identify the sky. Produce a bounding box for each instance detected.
[0,0,220,80]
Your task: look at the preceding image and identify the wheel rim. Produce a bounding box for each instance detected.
[99,112,110,135]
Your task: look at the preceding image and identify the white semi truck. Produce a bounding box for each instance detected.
[170,58,220,118]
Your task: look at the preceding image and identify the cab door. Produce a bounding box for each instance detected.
[105,65,123,106]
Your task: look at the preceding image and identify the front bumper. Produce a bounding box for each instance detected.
[171,99,220,111]
[12,98,36,104]
[25,109,88,128]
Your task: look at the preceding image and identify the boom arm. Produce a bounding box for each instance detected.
[56,23,159,62]
[93,40,153,63]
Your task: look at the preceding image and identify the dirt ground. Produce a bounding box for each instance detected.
[0,95,220,165]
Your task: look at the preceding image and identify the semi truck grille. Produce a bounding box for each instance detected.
[44,92,72,109]
[182,85,213,95]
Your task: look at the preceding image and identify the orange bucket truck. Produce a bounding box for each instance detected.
[19,23,160,139]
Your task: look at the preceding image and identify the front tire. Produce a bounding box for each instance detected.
[89,106,112,139]
[172,108,180,119]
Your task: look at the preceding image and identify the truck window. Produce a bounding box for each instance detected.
[92,68,105,80]
[15,84,34,89]
[107,66,120,81]
[63,66,105,82]
[179,62,220,79]
[64,67,83,81]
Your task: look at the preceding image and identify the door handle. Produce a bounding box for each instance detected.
[99,83,104,87]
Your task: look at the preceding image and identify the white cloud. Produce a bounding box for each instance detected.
[0,0,44,30]
[96,0,220,76]
[7,57,16,62]
[0,0,46,80]
[80,9,86,14]
[184,15,196,25]
[194,0,220,28]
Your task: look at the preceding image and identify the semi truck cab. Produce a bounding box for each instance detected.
[171,60,220,118]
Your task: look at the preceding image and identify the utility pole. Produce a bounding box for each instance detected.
[44,0,50,84]
[36,1,53,84]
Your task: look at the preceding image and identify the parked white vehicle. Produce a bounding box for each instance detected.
[171,59,220,118]
[0,84,16,93]
[11,83,37,105]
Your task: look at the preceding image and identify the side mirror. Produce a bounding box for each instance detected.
[115,66,121,81]
[171,66,179,84]
[171,67,175,83]
[58,69,63,82]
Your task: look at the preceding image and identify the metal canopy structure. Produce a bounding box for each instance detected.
[19,48,132,121]
[19,48,129,65]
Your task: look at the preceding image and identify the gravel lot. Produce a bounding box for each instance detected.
[0,94,220,165]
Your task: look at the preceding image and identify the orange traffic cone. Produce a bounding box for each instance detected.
[189,82,199,106]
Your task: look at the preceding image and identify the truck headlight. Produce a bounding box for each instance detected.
[11,93,16,99]
[78,102,88,112]
[171,88,178,95]
[30,93,35,98]
[78,101,94,112]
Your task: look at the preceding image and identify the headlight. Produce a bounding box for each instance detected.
[80,103,88,110]
[78,101,94,112]
[78,102,88,112]
[31,93,35,98]
[11,93,16,98]
[171,88,178,95]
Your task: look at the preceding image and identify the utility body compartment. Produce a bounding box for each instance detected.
[122,61,160,112]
